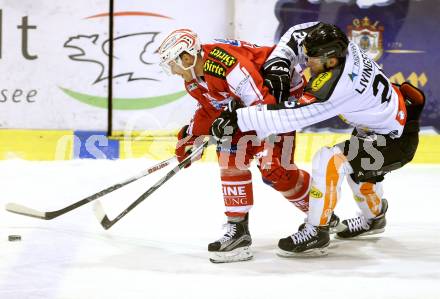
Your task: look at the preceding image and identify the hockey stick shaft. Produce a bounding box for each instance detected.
[96,140,209,229]
[5,156,176,220]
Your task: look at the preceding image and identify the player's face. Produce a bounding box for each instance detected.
[168,56,192,81]
[169,53,193,74]
[180,53,196,69]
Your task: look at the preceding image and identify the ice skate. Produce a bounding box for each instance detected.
[278,223,330,257]
[208,215,253,263]
[336,198,388,239]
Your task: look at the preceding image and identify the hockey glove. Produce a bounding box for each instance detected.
[210,101,241,142]
[175,125,203,168]
[262,57,291,103]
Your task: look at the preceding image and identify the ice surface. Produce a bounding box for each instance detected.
[0,159,439,299]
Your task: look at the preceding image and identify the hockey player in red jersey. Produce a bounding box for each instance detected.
[211,23,425,257]
[158,29,327,263]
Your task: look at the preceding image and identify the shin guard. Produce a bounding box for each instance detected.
[281,170,311,213]
[261,166,311,213]
[221,172,253,218]
[347,175,384,219]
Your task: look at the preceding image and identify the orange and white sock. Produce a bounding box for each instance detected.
[347,175,383,219]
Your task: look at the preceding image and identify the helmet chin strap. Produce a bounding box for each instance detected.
[180,52,200,80]
[190,67,197,80]
[189,52,201,80]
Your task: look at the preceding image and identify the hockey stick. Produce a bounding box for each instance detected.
[5,156,176,220]
[94,140,209,230]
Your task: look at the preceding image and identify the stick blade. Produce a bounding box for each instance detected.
[93,201,112,230]
[5,202,48,219]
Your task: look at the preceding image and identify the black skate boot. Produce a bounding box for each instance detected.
[278,223,330,257]
[336,198,388,239]
[208,215,252,263]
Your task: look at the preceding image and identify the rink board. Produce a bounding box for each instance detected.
[0,129,439,163]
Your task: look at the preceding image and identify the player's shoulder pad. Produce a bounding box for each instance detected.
[208,46,237,68]
[304,63,345,101]
[203,59,227,79]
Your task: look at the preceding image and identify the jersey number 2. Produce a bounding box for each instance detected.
[372,73,391,104]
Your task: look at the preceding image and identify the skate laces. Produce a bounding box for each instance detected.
[346,215,370,232]
[291,223,317,244]
[218,223,237,244]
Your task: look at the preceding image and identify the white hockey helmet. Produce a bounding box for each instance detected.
[158,28,201,74]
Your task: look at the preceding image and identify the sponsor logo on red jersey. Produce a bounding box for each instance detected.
[203,59,226,78]
[209,47,237,67]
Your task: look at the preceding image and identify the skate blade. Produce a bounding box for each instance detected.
[335,228,385,239]
[276,246,329,258]
[209,246,253,263]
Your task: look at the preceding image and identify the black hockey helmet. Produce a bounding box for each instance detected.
[303,23,349,58]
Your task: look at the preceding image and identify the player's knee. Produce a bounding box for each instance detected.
[312,147,334,175]
[312,146,334,164]
[312,146,346,179]
[261,167,300,191]
[283,169,311,196]
[359,182,375,195]
[282,170,311,213]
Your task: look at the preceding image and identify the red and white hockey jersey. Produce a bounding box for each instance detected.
[183,40,305,136]
[236,23,407,139]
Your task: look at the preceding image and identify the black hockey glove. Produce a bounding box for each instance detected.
[210,101,242,142]
[262,57,291,103]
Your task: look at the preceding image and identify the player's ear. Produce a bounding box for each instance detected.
[326,57,339,68]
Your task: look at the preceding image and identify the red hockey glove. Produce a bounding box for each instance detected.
[175,125,203,168]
